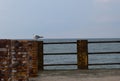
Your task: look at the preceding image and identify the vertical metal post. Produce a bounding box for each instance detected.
[77,40,88,69]
[38,41,44,71]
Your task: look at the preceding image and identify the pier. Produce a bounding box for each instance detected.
[0,39,120,81]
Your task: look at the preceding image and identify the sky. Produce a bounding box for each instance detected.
[0,0,120,39]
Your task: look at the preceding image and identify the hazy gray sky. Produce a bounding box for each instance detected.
[0,0,120,39]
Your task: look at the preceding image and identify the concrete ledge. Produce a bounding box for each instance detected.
[30,69,120,81]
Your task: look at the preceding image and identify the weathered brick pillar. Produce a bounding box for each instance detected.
[77,40,88,69]
[11,40,30,80]
[28,41,39,77]
[0,39,11,81]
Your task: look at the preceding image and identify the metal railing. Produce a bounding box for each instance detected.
[43,42,77,67]
[38,40,120,70]
[88,40,120,66]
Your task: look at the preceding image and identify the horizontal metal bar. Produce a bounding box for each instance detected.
[43,41,120,44]
[44,52,120,55]
[89,63,120,66]
[44,52,77,55]
[43,42,76,44]
[89,52,120,55]
[44,64,77,66]
[88,41,120,43]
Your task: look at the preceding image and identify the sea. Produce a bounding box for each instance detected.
[41,38,120,70]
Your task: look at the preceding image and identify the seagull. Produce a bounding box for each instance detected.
[33,34,43,40]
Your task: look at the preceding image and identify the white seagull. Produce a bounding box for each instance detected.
[33,34,43,40]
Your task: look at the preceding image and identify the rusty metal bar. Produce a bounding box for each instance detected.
[77,40,88,69]
[38,41,44,71]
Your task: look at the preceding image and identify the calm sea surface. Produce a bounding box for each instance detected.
[42,38,120,70]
